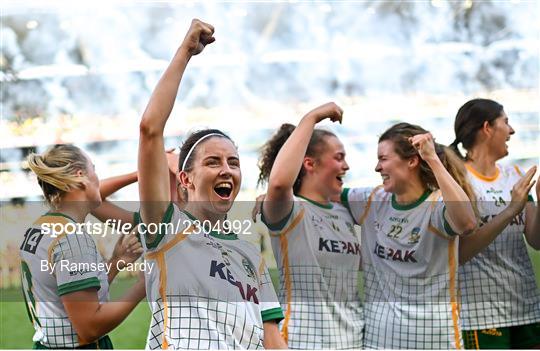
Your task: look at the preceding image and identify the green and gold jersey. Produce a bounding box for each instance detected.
[343,187,462,349]
[459,164,540,330]
[19,213,109,348]
[262,196,364,349]
[138,204,283,350]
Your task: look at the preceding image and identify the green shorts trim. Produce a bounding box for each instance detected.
[33,335,113,349]
[463,322,540,349]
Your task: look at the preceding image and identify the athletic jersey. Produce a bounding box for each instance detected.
[459,163,540,330]
[343,187,462,349]
[138,204,283,350]
[19,213,109,348]
[262,195,364,349]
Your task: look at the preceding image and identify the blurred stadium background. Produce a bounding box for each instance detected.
[1,0,539,348]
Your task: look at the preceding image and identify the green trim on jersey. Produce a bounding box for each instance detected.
[298,195,333,209]
[340,187,357,222]
[340,188,351,210]
[33,335,113,349]
[528,194,534,202]
[391,189,431,211]
[21,260,42,328]
[260,205,294,231]
[261,307,285,323]
[183,210,238,240]
[442,207,458,236]
[133,212,142,243]
[45,212,76,223]
[57,277,101,296]
[463,323,540,349]
[143,203,174,249]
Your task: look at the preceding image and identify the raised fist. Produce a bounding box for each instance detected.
[408,133,437,162]
[181,19,215,56]
[307,102,344,124]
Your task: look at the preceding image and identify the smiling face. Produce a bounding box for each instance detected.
[375,140,416,194]
[309,135,349,198]
[486,111,515,161]
[180,137,241,214]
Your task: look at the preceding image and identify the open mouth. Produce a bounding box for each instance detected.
[381,174,389,182]
[336,173,347,184]
[214,182,233,200]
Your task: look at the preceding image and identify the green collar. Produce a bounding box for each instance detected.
[391,190,431,211]
[297,195,333,209]
[183,210,238,240]
[45,212,77,222]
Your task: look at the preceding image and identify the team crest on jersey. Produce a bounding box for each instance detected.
[311,214,325,231]
[345,221,356,236]
[242,258,256,279]
[408,227,421,244]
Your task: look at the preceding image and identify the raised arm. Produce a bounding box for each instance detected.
[263,102,343,224]
[460,166,537,263]
[524,171,540,249]
[99,171,138,199]
[92,171,138,226]
[410,133,476,235]
[138,19,215,228]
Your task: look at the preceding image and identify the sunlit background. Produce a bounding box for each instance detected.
[1,0,539,281]
[1,2,540,349]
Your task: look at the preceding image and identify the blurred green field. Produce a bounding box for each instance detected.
[2,252,540,349]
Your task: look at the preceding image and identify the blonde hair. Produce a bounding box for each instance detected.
[26,145,89,208]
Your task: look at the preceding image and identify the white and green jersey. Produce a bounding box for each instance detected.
[19,213,109,348]
[138,204,283,350]
[343,187,462,349]
[459,164,540,330]
[262,195,364,349]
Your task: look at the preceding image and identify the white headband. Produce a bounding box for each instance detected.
[181,133,224,171]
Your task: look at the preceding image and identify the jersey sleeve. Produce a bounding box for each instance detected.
[429,195,459,237]
[50,233,102,296]
[341,187,376,225]
[257,257,284,323]
[260,198,302,233]
[137,203,191,252]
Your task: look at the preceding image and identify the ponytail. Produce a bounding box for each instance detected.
[440,146,478,216]
[449,139,465,160]
[26,145,89,208]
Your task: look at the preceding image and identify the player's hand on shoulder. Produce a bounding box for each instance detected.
[181,19,215,56]
[111,231,143,267]
[251,194,266,222]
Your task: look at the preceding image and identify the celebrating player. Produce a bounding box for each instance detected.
[342,123,477,349]
[22,144,145,349]
[137,19,286,349]
[258,102,364,349]
[449,98,540,349]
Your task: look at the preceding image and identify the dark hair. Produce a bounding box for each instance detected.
[178,129,233,172]
[450,98,504,160]
[379,122,476,204]
[257,123,336,194]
